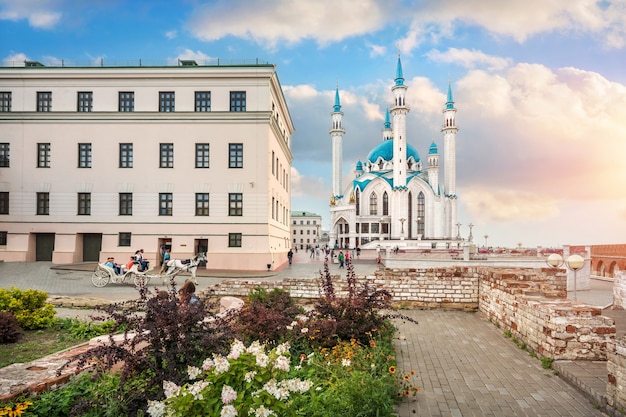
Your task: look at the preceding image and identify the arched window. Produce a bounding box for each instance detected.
[417,192,425,235]
[383,192,389,215]
[355,188,360,215]
[378,160,384,170]
[369,193,378,215]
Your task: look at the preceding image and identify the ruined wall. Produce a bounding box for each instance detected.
[613,271,626,309]
[479,268,614,360]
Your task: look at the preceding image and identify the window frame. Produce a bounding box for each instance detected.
[0,143,9,167]
[37,91,52,112]
[0,192,8,214]
[118,232,131,247]
[195,91,211,112]
[160,143,174,168]
[195,143,210,168]
[228,193,243,216]
[119,92,134,112]
[159,91,175,112]
[77,91,93,112]
[228,233,242,248]
[77,192,91,215]
[119,143,133,168]
[119,193,133,216]
[78,143,92,168]
[195,193,210,216]
[229,91,246,112]
[0,92,11,112]
[37,143,50,168]
[36,192,49,215]
[159,193,173,216]
[229,143,243,168]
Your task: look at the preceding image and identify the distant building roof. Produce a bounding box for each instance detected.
[291,211,321,217]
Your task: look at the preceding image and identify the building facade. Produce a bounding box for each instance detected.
[329,56,461,249]
[0,59,294,271]
[290,211,322,250]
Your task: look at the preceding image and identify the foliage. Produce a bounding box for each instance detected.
[540,357,553,369]
[0,311,22,344]
[58,282,236,416]
[0,287,56,330]
[59,317,118,340]
[231,288,304,346]
[151,339,313,417]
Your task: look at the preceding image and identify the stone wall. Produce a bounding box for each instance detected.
[613,271,626,309]
[607,271,626,411]
[479,268,614,360]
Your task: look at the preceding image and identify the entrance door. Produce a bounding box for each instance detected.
[195,239,208,267]
[158,238,172,266]
[35,233,55,261]
[82,234,102,261]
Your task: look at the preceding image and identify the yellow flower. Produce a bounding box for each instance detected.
[403,374,410,381]
[389,366,396,374]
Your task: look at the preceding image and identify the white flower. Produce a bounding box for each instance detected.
[162,380,181,399]
[274,355,290,372]
[300,327,309,334]
[249,405,276,416]
[213,355,230,374]
[244,370,257,383]
[341,358,351,367]
[221,404,238,417]
[221,385,238,405]
[247,340,264,355]
[187,365,202,380]
[261,379,290,401]
[202,357,214,371]
[189,380,209,400]
[146,400,166,417]
[275,341,290,355]
[281,378,313,394]
[256,352,269,368]
[228,339,246,360]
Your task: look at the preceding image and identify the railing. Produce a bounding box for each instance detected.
[2,58,272,68]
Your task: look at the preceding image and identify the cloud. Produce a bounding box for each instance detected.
[426,48,512,71]
[187,0,392,47]
[168,49,214,65]
[0,0,62,28]
[165,30,177,40]
[463,187,560,222]
[2,52,28,66]
[290,166,326,199]
[367,43,386,58]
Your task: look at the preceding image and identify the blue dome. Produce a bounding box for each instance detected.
[429,141,438,154]
[355,160,363,170]
[366,140,420,164]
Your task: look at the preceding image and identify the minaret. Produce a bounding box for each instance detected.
[427,139,440,194]
[330,85,345,198]
[390,54,409,189]
[382,107,392,141]
[441,82,459,238]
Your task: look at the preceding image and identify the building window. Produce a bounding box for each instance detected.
[355,189,360,216]
[119,92,134,112]
[78,143,92,168]
[159,193,173,216]
[160,143,174,168]
[37,92,52,112]
[0,231,6,245]
[369,193,378,215]
[228,193,242,216]
[383,191,389,216]
[36,192,49,215]
[371,223,379,233]
[417,192,425,235]
[195,193,210,216]
[230,91,246,112]
[361,223,369,233]
[272,151,275,175]
[119,193,132,216]
[195,143,210,168]
[159,91,175,112]
[120,143,133,168]
[0,92,11,112]
[228,233,242,247]
[195,91,211,112]
[0,143,9,167]
[0,192,8,214]
[77,91,93,112]
[229,143,243,168]
[78,193,91,215]
[293,230,296,235]
[37,143,50,168]
[118,232,131,247]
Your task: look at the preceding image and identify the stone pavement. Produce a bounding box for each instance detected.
[0,253,619,415]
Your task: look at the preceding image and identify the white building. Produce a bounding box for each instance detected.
[290,211,322,250]
[0,59,294,271]
[329,56,461,250]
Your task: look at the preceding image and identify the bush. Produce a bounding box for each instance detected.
[0,287,56,330]
[0,311,22,344]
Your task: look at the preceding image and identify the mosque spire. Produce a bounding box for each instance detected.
[446,82,455,109]
[334,82,341,112]
[395,51,405,87]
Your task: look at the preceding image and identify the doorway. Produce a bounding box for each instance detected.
[158,238,172,266]
[82,233,102,262]
[35,233,55,261]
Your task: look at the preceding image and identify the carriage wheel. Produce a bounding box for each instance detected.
[133,274,150,287]
[91,269,110,287]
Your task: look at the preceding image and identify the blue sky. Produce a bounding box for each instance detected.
[2,0,626,248]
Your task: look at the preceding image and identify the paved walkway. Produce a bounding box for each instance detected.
[0,253,617,415]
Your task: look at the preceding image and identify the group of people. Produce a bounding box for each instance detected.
[103,249,149,276]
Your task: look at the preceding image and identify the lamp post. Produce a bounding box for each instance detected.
[456,222,461,239]
[399,218,406,234]
[546,253,585,301]
[484,234,489,248]
[468,223,474,242]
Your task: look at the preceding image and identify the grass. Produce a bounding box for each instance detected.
[0,321,93,368]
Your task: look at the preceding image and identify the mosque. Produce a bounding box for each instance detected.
[329,56,462,250]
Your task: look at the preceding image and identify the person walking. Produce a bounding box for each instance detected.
[338,251,345,268]
[287,249,294,265]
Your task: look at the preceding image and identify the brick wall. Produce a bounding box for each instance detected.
[607,271,626,410]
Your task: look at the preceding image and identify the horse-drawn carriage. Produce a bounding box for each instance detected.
[91,253,207,287]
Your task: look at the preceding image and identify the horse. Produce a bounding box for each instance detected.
[162,252,207,285]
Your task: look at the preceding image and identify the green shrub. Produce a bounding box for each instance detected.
[57,317,118,340]
[0,287,56,330]
[0,311,22,344]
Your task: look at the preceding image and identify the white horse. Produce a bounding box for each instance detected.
[162,252,207,285]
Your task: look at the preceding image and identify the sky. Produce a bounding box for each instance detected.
[1,0,625,249]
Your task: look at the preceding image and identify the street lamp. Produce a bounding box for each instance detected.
[456,222,461,239]
[546,253,585,301]
[399,218,406,234]
[484,234,489,247]
[468,223,474,242]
